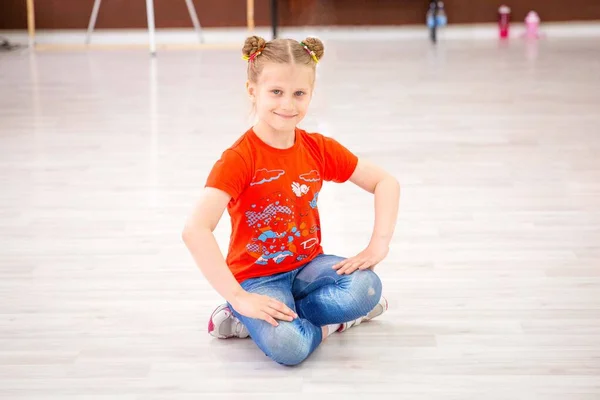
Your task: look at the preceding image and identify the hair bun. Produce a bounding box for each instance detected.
[242,36,267,59]
[301,37,324,61]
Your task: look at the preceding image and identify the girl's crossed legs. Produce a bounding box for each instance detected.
[213,254,385,366]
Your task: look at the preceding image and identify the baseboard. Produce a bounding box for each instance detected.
[1,21,599,49]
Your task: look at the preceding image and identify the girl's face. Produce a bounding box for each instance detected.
[247,62,314,134]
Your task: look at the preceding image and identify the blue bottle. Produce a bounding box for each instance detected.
[426,2,436,28]
[436,1,447,26]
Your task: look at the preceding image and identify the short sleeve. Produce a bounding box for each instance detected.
[205,149,251,200]
[322,136,359,183]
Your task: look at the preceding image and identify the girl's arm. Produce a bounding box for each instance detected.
[182,187,297,326]
[182,188,246,302]
[332,158,401,274]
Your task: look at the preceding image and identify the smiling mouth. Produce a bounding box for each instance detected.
[274,112,297,119]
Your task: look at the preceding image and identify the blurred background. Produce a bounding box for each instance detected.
[2,0,600,47]
[1,1,600,399]
[2,0,600,29]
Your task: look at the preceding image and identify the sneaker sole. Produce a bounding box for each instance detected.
[208,303,233,339]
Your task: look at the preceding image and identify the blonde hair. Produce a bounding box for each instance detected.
[242,36,324,83]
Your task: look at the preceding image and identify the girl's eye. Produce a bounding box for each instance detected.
[272,90,282,95]
[295,91,305,96]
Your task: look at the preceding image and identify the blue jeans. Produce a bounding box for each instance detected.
[228,254,383,366]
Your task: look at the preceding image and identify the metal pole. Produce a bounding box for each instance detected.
[26,0,36,48]
[271,0,278,39]
[86,0,102,45]
[146,0,157,55]
[184,0,203,43]
[247,0,255,32]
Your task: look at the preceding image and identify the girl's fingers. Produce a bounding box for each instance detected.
[334,254,372,274]
[358,260,373,270]
[338,262,353,274]
[267,307,294,322]
[268,299,297,318]
[338,262,359,275]
[261,312,279,327]
[333,256,359,270]
[332,260,348,270]
[336,265,349,275]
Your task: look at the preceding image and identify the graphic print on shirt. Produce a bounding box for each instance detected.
[299,170,321,183]
[291,182,309,197]
[244,193,299,265]
[309,191,319,209]
[291,170,321,197]
[250,168,285,186]
[244,169,322,266]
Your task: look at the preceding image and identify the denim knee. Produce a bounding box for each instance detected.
[347,269,383,315]
[259,320,317,366]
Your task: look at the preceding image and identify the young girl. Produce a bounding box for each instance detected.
[182,36,400,366]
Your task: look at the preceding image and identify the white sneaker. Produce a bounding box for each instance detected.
[338,295,388,333]
[208,303,249,339]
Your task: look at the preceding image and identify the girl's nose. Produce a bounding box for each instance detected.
[280,97,294,111]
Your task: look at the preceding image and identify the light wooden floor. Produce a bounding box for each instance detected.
[1,36,600,399]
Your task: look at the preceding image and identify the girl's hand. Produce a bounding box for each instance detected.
[231,291,298,327]
[332,241,389,275]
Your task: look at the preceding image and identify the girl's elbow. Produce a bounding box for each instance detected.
[387,175,400,191]
[182,221,211,243]
[181,224,195,244]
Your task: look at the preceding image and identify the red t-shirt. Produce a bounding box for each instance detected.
[205,127,358,284]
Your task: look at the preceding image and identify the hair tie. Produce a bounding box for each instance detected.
[242,46,265,62]
[300,42,319,63]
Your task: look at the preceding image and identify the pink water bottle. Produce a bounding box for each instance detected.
[524,11,540,39]
[498,5,511,39]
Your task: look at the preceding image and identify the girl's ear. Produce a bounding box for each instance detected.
[246,81,256,102]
